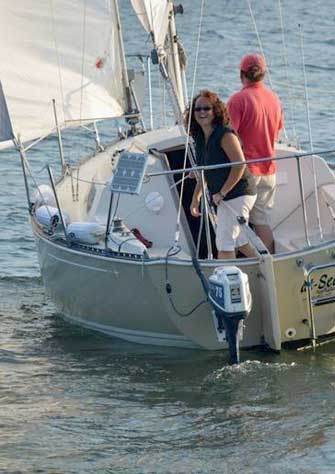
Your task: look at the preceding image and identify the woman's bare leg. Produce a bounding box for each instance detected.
[217,250,236,260]
[237,243,256,258]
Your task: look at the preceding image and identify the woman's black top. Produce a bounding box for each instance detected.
[195,125,256,200]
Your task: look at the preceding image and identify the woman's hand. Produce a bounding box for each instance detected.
[190,198,201,217]
[187,171,196,179]
[212,193,223,206]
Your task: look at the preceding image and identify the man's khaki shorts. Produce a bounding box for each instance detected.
[249,174,276,226]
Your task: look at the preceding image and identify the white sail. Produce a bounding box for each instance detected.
[0,0,129,147]
[130,0,170,49]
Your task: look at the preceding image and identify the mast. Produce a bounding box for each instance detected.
[160,1,186,122]
[129,0,186,122]
[113,0,132,114]
[166,2,186,113]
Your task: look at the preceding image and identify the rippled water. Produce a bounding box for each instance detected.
[1,1,335,473]
[2,278,335,473]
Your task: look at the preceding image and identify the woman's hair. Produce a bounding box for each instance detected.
[240,65,265,82]
[184,89,230,137]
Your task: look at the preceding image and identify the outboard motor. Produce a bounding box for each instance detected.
[208,266,252,364]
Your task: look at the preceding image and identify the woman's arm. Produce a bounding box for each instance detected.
[190,180,203,217]
[212,132,246,206]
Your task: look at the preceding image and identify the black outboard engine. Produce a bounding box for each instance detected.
[208,266,252,364]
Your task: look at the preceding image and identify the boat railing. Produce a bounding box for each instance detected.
[147,147,335,252]
[147,148,335,178]
[31,145,335,258]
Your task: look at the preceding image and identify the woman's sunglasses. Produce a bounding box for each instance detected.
[194,106,212,112]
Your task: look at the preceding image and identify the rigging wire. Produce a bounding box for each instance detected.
[14,143,54,219]
[277,0,298,146]
[48,0,68,169]
[173,0,206,248]
[270,79,335,97]
[299,25,314,152]
[245,0,274,89]
[245,0,289,140]
[299,23,323,240]
[158,74,167,127]
[79,0,88,125]
[48,0,66,122]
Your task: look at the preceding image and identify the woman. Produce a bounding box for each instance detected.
[185,89,256,259]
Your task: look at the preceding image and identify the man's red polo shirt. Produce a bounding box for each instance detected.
[227,82,283,176]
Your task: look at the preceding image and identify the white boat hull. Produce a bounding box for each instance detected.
[34,225,335,351]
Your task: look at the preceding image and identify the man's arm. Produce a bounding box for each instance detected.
[227,96,241,132]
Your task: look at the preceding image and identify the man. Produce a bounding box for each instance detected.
[227,53,283,253]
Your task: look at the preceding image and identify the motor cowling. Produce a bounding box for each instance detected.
[208,266,252,364]
[208,266,252,319]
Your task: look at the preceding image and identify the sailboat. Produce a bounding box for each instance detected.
[1,0,335,362]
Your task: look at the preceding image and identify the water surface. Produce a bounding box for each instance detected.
[1,1,335,472]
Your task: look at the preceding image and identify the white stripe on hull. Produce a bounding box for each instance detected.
[61,312,200,348]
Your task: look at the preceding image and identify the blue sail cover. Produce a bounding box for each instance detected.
[0,82,14,142]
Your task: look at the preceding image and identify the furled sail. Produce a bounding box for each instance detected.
[130,0,170,49]
[0,0,129,147]
[131,0,186,116]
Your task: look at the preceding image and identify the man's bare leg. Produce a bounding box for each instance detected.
[254,224,274,253]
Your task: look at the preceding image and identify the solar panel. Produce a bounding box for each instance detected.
[109,151,149,195]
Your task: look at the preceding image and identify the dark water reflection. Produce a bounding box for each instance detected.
[1,280,335,473]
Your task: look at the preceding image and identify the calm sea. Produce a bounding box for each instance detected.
[1,1,335,473]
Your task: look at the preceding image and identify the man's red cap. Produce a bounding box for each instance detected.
[240,53,267,73]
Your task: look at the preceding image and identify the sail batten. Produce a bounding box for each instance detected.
[0,0,128,148]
